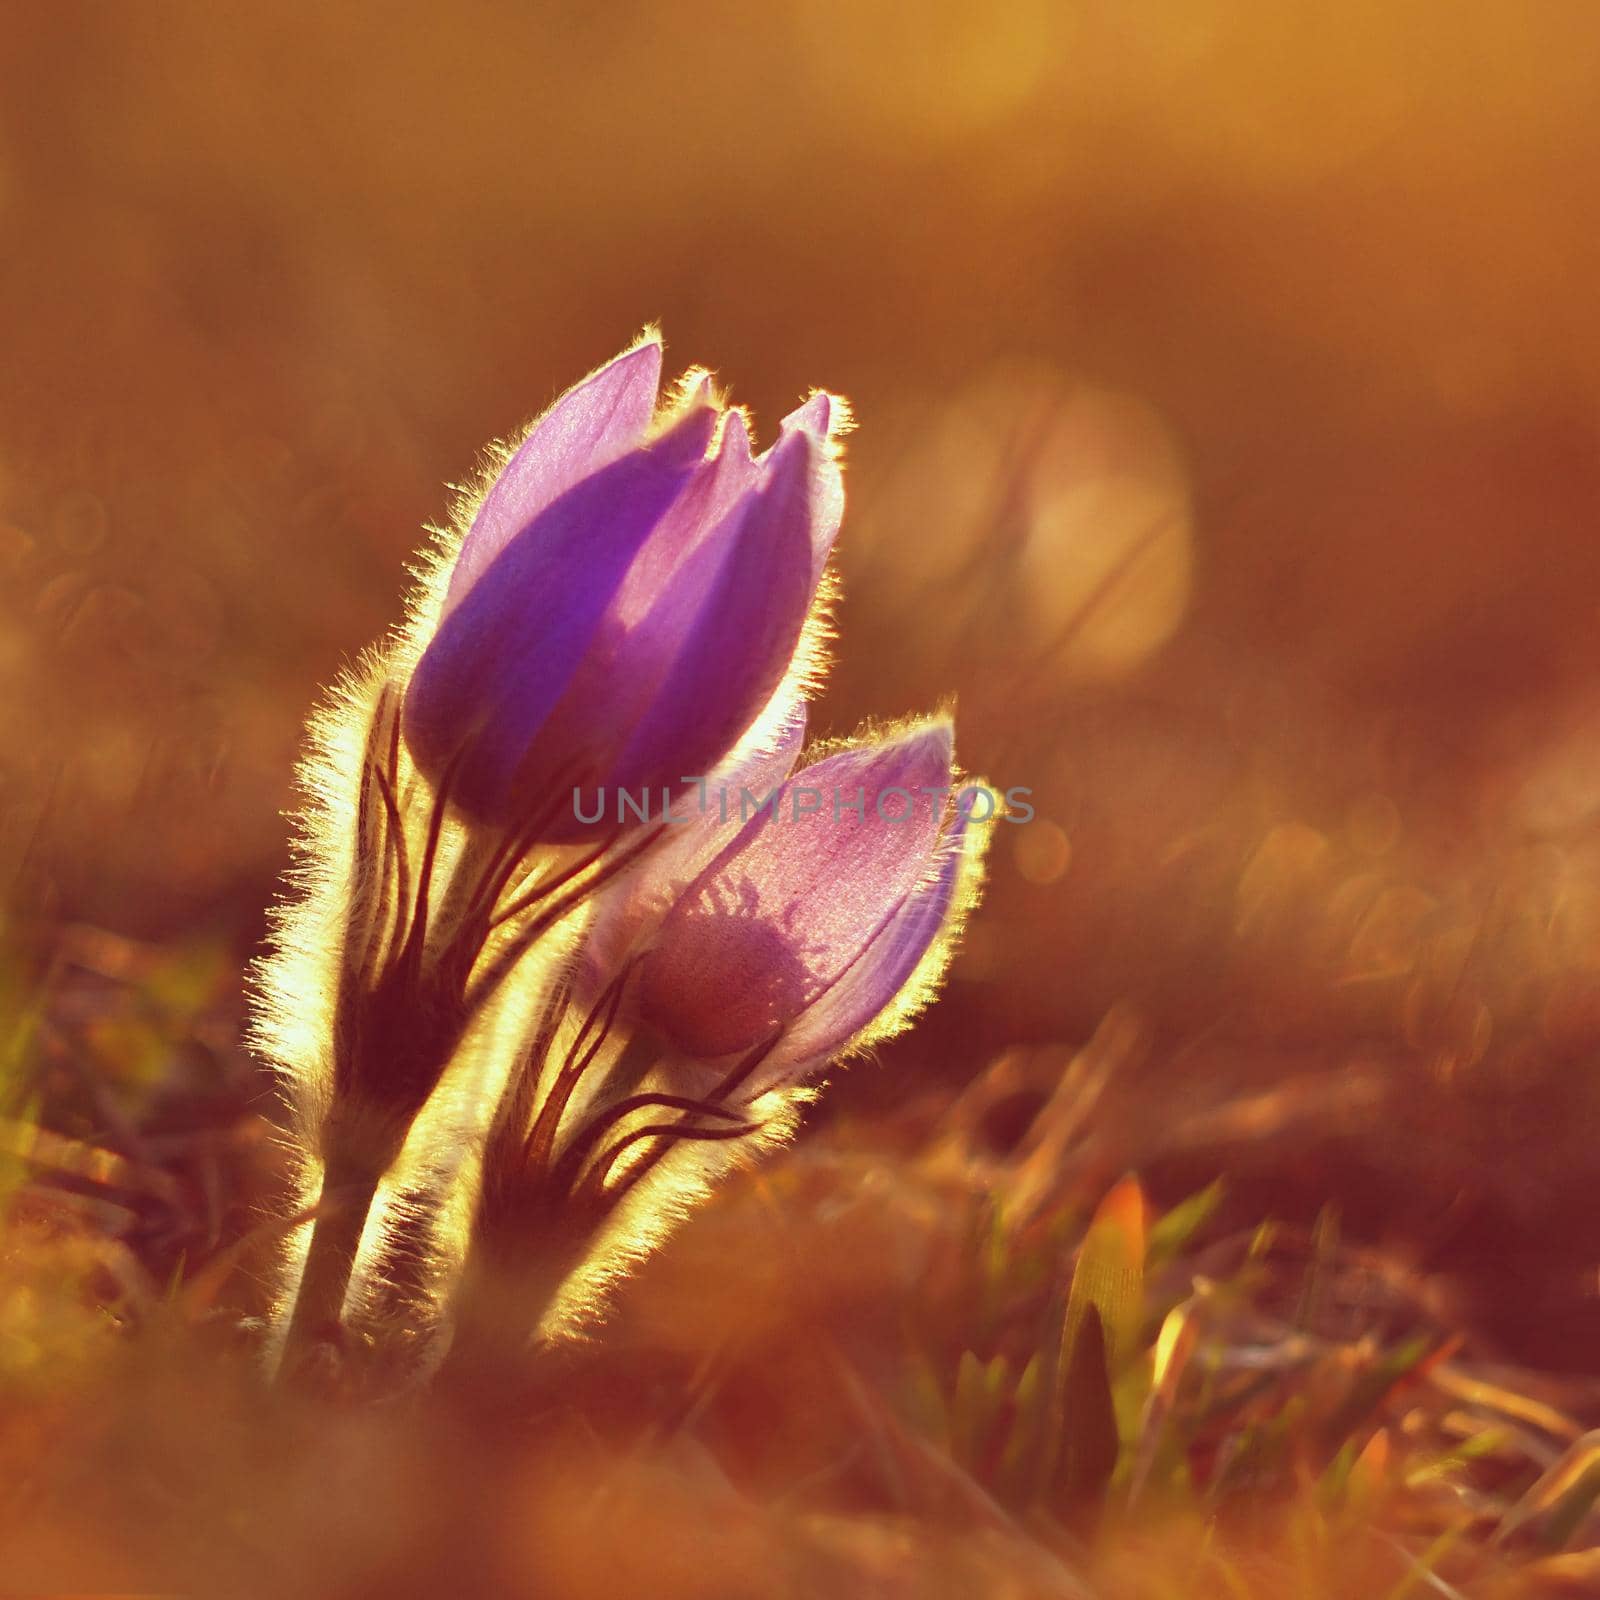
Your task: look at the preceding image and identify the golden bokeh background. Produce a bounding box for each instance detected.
[7,1,1600,1362]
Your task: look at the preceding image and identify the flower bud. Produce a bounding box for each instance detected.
[402,336,843,834]
[628,718,981,1071]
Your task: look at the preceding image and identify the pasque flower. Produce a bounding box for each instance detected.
[607,716,983,1086]
[451,714,984,1357]
[261,330,990,1377]
[403,336,844,834]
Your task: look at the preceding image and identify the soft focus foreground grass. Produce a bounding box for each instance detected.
[4,928,1600,1597]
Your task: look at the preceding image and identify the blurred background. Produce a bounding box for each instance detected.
[5,2,1600,1366]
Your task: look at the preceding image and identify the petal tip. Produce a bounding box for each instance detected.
[783,389,853,443]
[592,335,664,397]
[765,421,817,484]
[718,407,754,464]
[901,713,955,764]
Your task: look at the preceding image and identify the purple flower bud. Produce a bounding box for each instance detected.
[581,700,809,987]
[767,809,970,1083]
[402,337,844,833]
[630,719,971,1064]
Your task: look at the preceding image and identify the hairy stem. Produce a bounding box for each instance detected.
[278,1164,383,1376]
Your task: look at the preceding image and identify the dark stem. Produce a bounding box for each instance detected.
[463,762,590,928]
[465,825,665,1012]
[278,1164,383,1377]
[520,969,630,1174]
[435,1202,594,1412]
[370,766,411,968]
[577,1033,781,1206]
[579,1117,763,1208]
[548,1092,747,1198]
[393,750,460,981]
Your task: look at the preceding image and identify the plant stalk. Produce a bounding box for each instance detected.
[278,1165,383,1377]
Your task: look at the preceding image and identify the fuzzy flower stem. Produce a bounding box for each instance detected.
[279,806,647,1371]
[279,1163,384,1373]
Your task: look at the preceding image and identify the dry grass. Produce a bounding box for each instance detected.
[3,926,1598,1597]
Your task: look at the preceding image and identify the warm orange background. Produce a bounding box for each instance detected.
[6,2,1600,1359]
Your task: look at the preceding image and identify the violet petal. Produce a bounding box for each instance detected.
[447,339,662,610]
[634,720,953,1057]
